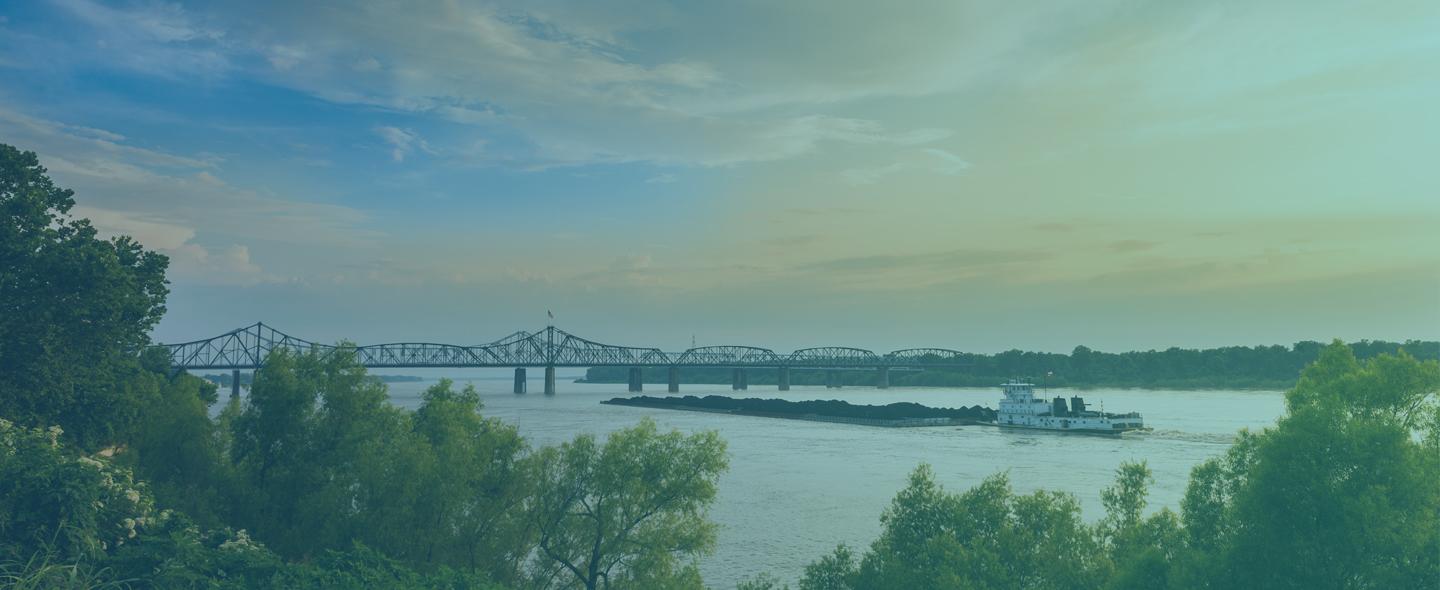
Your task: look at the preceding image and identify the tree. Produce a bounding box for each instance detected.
[401,379,533,581]
[528,418,727,590]
[228,347,419,560]
[1182,342,1440,590]
[824,465,1104,590]
[116,353,232,529]
[799,545,856,590]
[0,144,169,450]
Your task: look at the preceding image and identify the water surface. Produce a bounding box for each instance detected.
[382,371,1285,587]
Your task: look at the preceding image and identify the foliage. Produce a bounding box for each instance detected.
[783,341,1440,590]
[528,417,728,590]
[583,339,1440,390]
[0,413,505,590]
[0,144,170,451]
[0,420,154,565]
[1175,343,1440,590]
[219,351,538,584]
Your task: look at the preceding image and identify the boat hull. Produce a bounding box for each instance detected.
[991,422,1145,437]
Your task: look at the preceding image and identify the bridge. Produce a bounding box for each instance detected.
[158,322,970,396]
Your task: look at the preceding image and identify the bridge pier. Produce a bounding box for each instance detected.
[732,368,748,390]
[778,367,791,391]
[513,368,527,394]
[826,370,842,389]
[668,366,680,393]
[877,366,890,389]
[544,365,556,395]
[628,367,643,392]
[231,369,241,398]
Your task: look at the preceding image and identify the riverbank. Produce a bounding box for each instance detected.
[580,369,1297,391]
[602,395,995,427]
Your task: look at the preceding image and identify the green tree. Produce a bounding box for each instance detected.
[1098,462,1182,590]
[228,347,418,560]
[400,379,533,581]
[1180,342,1440,590]
[830,465,1104,590]
[799,545,856,590]
[0,144,170,451]
[107,347,232,529]
[528,418,727,590]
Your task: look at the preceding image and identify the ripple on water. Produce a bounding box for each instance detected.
[376,378,1285,589]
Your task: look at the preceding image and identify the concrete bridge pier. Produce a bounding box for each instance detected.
[778,367,791,391]
[732,368,748,390]
[877,366,890,389]
[513,368,527,394]
[544,365,556,395]
[826,370,843,389]
[231,369,241,398]
[627,367,643,392]
[668,366,680,393]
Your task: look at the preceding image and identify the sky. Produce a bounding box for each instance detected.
[1,0,1437,354]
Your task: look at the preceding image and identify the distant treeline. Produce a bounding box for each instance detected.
[584,339,1440,390]
[604,395,995,423]
[203,372,425,387]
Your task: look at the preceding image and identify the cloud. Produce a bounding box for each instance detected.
[167,243,272,285]
[374,126,434,162]
[799,248,1051,274]
[0,104,379,285]
[72,205,274,285]
[842,148,970,185]
[266,44,306,71]
[35,0,988,168]
[49,0,230,77]
[1108,240,1158,253]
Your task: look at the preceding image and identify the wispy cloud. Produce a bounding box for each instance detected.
[0,104,378,284]
[842,148,969,185]
[374,126,434,162]
[1108,240,1158,253]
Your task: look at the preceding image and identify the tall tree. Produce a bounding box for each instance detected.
[529,418,727,590]
[0,144,169,450]
[1180,342,1440,590]
[397,378,533,582]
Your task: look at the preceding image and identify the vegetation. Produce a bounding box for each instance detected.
[0,144,170,451]
[3,141,1436,588]
[584,339,1440,390]
[0,144,728,589]
[735,341,1439,589]
[604,395,994,424]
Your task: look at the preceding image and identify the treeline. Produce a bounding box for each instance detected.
[605,395,994,423]
[0,145,726,589]
[739,343,1440,590]
[584,339,1440,390]
[5,142,1439,589]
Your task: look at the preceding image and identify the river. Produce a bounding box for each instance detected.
[382,370,1286,588]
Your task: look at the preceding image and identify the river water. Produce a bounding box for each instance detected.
[382,370,1285,588]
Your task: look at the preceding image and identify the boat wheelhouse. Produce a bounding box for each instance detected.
[995,380,1143,435]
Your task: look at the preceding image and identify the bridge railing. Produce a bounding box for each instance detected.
[154,324,970,370]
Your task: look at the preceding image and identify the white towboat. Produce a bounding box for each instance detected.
[994,380,1144,435]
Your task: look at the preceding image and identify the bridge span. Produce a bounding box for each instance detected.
[158,323,969,396]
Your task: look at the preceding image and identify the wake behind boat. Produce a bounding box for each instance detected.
[993,380,1144,435]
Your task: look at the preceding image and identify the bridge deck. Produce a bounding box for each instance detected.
[158,323,971,371]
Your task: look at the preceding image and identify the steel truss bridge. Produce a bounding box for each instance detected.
[159,322,969,395]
